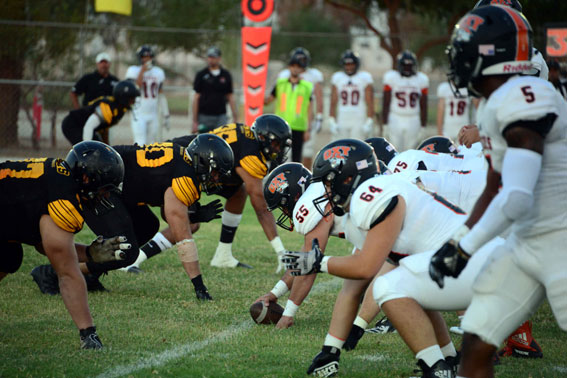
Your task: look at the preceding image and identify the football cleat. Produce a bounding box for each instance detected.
[307,346,340,377]
[343,324,365,351]
[84,273,108,292]
[449,326,464,335]
[30,265,60,295]
[126,266,143,274]
[195,287,213,301]
[498,321,543,359]
[79,326,103,350]
[445,352,461,376]
[365,316,397,334]
[414,359,454,378]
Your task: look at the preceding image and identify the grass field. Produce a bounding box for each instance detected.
[1,196,566,377]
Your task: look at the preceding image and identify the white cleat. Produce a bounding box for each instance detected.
[450,326,464,335]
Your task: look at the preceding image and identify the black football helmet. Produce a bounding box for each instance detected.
[251,114,292,167]
[417,136,459,154]
[136,45,155,61]
[311,139,379,217]
[113,80,140,108]
[474,0,522,12]
[365,137,398,165]
[263,162,312,231]
[66,141,124,207]
[397,50,417,77]
[447,5,533,98]
[340,50,360,75]
[186,134,234,195]
[289,47,311,68]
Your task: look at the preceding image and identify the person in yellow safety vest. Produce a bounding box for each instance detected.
[265,51,313,163]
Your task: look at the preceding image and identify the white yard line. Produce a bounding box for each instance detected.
[97,277,343,378]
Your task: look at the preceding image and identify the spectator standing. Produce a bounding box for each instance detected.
[192,47,238,133]
[126,45,169,145]
[277,47,323,169]
[70,52,119,144]
[265,52,313,163]
[548,60,567,101]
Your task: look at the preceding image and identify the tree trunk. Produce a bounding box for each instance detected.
[0,54,24,147]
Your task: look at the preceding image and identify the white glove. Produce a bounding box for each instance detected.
[329,117,339,136]
[163,115,170,131]
[282,239,324,276]
[313,113,323,134]
[362,117,373,136]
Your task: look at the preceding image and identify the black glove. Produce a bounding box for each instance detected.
[86,236,130,263]
[282,238,324,276]
[79,326,103,350]
[188,199,223,224]
[429,240,471,289]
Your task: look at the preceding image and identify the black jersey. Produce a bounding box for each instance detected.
[0,158,84,245]
[171,123,268,186]
[68,96,129,132]
[114,143,201,207]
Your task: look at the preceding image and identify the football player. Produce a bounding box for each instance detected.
[126,45,169,145]
[1,141,127,349]
[329,50,375,140]
[382,50,429,151]
[436,80,473,141]
[429,5,567,377]
[126,114,292,272]
[61,80,140,145]
[32,135,234,301]
[277,47,324,169]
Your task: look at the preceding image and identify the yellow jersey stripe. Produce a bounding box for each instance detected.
[99,102,113,124]
[48,200,84,233]
[240,156,267,179]
[172,176,199,207]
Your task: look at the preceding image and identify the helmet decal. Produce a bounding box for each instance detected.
[268,172,288,194]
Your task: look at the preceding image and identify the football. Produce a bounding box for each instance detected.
[249,301,284,325]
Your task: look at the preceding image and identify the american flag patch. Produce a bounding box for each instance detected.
[356,160,368,170]
[479,44,495,56]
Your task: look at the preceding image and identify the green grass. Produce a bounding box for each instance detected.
[1,196,566,377]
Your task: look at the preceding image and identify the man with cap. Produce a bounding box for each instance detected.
[192,46,238,133]
[70,52,119,143]
[548,59,567,101]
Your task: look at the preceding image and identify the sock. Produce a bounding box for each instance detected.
[191,274,206,291]
[324,333,345,350]
[441,342,457,358]
[130,250,147,268]
[416,345,445,368]
[142,232,173,259]
[219,211,242,243]
[353,316,368,330]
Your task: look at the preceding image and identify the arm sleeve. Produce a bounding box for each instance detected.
[82,113,103,141]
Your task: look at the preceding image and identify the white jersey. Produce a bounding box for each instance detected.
[388,149,487,173]
[292,182,344,238]
[345,175,466,256]
[477,75,567,238]
[331,70,374,127]
[397,170,486,214]
[383,70,429,117]
[437,82,471,138]
[278,67,323,84]
[125,65,166,114]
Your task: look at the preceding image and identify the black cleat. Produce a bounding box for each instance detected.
[84,273,108,292]
[343,324,365,351]
[195,287,213,301]
[126,266,143,274]
[366,316,397,334]
[236,261,253,269]
[30,265,60,295]
[307,346,340,377]
[79,326,103,350]
[415,359,454,378]
[445,352,461,376]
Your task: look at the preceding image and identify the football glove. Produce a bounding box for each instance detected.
[79,326,103,350]
[429,240,471,289]
[329,117,339,136]
[188,199,223,223]
[86,235,130,263]
[282,239,323,276]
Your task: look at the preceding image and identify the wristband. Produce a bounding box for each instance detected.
[320,256,331,273]
[269,280,289,298]
[270,236,285,254]
[452,224,470,243]
[282,299,299,317]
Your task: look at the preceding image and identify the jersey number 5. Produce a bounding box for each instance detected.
[521,86,535,103]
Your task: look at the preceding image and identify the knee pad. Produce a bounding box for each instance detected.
[372,276,393,306]
[0,243,23,273]
[222,210,242,228]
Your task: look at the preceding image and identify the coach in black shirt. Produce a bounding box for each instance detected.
[192,47,238,133]
[70,52,119,109]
